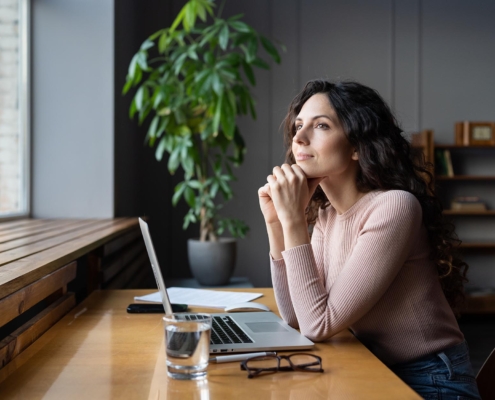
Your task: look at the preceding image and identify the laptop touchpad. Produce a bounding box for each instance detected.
[245,322,288,333]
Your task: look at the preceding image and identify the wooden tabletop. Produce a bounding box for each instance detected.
[0,218,139,299]
[0,289,420,399]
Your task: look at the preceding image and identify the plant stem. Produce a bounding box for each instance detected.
[217,0,226,18]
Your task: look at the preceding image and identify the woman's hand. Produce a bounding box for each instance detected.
[258,183,280,225]
[267,164,323,228]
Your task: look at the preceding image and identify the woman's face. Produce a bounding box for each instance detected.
[292,93,358,180]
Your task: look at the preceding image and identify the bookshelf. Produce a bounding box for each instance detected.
[412,130,495,314]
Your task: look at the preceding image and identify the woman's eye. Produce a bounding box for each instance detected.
[316,123,328,129]
[295,124,302,130]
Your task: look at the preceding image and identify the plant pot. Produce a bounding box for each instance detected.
[187,238,236,286]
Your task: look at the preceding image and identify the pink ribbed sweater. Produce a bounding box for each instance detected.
[271,190,464,366]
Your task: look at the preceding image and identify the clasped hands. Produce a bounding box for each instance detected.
[258,164,323,228]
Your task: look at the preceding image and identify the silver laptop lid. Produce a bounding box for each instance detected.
[138,218,174,315]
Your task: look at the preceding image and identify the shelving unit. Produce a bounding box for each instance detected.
[412,131,495,314]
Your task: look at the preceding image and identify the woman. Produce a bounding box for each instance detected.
[258,80,480,399]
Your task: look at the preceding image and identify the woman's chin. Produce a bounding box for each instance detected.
[297,164,319,178]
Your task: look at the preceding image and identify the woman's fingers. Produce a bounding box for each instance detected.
[290,164,306,180]
[258,183,272,197]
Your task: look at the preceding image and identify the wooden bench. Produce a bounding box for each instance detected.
[0,218,147,370]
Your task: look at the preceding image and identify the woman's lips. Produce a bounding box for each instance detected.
[295,153,313,161]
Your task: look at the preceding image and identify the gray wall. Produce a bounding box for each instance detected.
[31,0,495,289]
[224,0,495,288]
[32,0,114,218]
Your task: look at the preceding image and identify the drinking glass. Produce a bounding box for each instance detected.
[163,313,212,380]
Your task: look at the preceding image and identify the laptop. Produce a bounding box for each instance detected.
[138,218,314,354]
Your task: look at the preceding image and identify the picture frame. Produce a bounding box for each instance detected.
[455,121,495,146]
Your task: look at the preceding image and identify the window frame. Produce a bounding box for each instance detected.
[0,0,30,220]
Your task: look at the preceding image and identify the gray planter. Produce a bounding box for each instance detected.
[187,238,236,286]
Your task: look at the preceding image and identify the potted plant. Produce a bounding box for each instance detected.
[123,0,282,285]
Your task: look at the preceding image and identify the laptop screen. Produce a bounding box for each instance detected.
[138,218,174,315]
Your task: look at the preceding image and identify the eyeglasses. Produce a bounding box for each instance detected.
[240,353,323,379]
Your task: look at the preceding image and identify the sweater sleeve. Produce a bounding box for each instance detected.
[270,256,299,328]
[281,191,423,342]
[269,214,326,329]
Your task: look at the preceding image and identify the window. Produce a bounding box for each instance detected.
[0,0,29,218]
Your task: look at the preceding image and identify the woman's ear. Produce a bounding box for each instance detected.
[351,149,359,161]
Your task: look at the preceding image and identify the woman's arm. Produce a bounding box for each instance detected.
[258,183,285,259]
[284,191,423,341]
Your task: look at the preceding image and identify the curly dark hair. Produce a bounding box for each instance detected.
[282,79,468,315]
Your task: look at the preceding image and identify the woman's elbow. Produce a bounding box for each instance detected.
[300,324,332,342]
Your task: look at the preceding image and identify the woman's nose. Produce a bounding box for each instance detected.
[293,128,308,144]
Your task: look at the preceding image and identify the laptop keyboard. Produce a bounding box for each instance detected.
[185,314,253,345]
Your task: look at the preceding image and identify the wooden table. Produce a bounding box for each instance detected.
[0,289,420,399]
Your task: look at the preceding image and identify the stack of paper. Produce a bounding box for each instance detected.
[134,287,263,309]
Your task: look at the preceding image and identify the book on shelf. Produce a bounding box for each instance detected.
[434,149,454,177]
[450,196,487,211]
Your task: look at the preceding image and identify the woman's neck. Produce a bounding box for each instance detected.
[320,178,368,215]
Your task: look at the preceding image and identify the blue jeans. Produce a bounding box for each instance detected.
[390,341,481,400]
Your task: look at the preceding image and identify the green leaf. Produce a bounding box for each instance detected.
[204,51,215,65]
[155,137,167,161]
[174,53,188,75]
[242,61,255,85]
[187,46,199,60]
[140,39,154,51]
[248,94,257,119]
[129,98,137,119]
[168,147,181,173]
[194,68,210,84]
[184,2,196,32]
[199,72,214,94]
[128,54,138,79]
[233,127,246,165]
[196,1,207,21]
[139,104,152,125]
[199,25,220,47]
[172,182,187,206]
[122,76,133,95]
[183,157,194,179]
[218,178,232,199]
[156,115,168,138]
[158,31,168,53]
[219,24,229,50]
[170,6,186,33]
[246,37,258,62]
[188,180,202,189]
[213,93,223,136]
[182,209,197,230]
[212,72,223,95]
[177,124,192,136]
[147,115,159,139]
[184,186,196,207]
[251,57,270,70]
[229,20,251,33]
[260,36,280,63]
[152,90,163,109]
[135,86,145,111]
[133,66,143,86]
[220,90,237,140]
[232,32,252,47]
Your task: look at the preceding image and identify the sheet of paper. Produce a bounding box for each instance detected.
[134,287,263,309]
